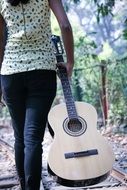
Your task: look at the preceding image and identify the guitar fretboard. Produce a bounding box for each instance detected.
[51,35,78,120]
[57,63,78,120]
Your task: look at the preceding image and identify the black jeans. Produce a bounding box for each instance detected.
[1,70,56,190]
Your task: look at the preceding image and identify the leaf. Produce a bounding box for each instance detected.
[73,0,80,4]
[94,0,97,4]
[123,29,127,40]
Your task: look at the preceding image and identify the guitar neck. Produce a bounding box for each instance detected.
[57,54,78,120]
[56,54,64,63]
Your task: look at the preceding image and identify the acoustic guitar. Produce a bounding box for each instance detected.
[47,35,115,187]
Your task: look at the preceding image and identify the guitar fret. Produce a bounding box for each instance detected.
[65,97,74,101]
[57,57,79,119]
[59,74,78,119]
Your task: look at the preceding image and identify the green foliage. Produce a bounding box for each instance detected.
[72,34,101,113]
[64,0,114,22]
[73,0,80,3]
[108,58,127,117]
[123,18,127,40]
[51,2,127,126]
[51,12,60,35]
[92,0,115,22]
[72,31,127,121]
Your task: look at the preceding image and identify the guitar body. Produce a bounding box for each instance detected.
[48,101,115,187]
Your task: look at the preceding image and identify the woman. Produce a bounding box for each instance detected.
[0,0,74,189]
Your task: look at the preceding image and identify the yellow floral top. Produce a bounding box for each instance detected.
[0,0,57,75]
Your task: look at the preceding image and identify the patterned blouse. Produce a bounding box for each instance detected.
[0,0,57,75]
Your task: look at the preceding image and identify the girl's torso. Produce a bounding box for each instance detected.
[0,0,56,75]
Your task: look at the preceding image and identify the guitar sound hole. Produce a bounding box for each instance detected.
[63,117,87,137]
[68,119,82,133]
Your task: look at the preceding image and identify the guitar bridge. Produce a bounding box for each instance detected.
[65,149,98,159]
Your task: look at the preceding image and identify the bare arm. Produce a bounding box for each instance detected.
[49,0,74,77]
[0,15,6,70]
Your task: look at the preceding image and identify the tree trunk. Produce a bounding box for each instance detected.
[101,60,108,125]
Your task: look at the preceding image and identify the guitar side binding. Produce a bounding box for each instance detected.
[48,164,110,187]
